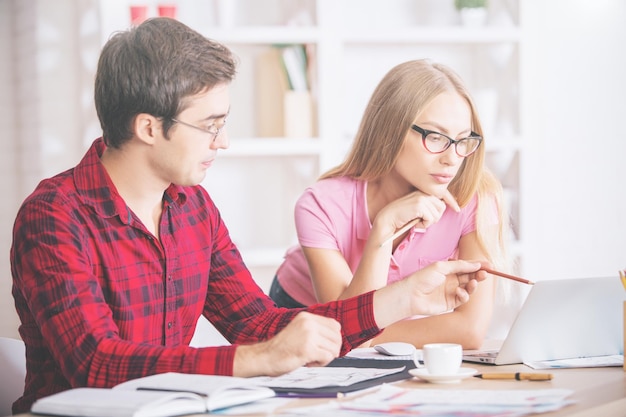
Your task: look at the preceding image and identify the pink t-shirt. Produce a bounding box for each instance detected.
[276,176,480,305]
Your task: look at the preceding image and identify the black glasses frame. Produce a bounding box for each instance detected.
[411,124,482,157]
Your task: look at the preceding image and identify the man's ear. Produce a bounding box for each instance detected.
[133,113,161,145]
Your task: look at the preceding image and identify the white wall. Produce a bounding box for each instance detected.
[0,0,20,339]
[521,0,626,281]
[0,0,101,338]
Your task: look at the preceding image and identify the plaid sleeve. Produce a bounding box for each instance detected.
[202,209,381,354]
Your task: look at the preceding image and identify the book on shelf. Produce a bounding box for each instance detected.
[256,47,289,137]
[280,44,308,92]
[256,44,315,138]
[30,372,275,417]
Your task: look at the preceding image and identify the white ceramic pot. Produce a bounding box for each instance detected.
[459,7,488,27]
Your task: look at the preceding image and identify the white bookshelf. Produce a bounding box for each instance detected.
[99,0,526,291]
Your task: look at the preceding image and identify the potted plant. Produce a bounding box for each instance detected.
[454,0,488,26]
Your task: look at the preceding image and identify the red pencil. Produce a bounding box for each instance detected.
[480,267,534,285]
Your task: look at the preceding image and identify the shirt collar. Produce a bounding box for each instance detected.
[73,138,188,220]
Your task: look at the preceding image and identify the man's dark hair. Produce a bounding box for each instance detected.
[94,17,237,148]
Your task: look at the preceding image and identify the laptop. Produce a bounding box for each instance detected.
[463,276,624,365]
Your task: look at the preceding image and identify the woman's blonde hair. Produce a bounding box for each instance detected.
[322,59,510,270]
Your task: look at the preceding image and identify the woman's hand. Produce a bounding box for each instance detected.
[374,189,460,237]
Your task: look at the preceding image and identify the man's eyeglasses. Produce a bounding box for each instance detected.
[171,117,226,142]
[411,124,482,157]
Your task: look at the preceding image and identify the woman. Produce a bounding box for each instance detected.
[270,59,511,349]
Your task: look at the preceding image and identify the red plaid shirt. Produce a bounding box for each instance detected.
[10,138,381,413]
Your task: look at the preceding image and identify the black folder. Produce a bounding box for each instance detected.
[272,357,417,398]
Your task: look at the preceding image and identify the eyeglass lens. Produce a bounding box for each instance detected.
[171,118,225,141]
[423,132,481,157]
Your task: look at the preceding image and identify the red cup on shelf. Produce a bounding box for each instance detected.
[130,5,148,25]
[158,4,177,19]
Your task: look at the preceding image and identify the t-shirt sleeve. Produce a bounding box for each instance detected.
[294,186,342,250]
[461,192,500,236]
[461,194,480,236]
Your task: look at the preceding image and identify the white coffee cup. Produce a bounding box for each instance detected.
[422,343,462,375]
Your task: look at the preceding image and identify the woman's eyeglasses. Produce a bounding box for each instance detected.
[411,124,482,157]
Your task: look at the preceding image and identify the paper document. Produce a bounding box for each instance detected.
[524,354,624,369]
[251,366,404,390]
[283,385,574,416]
[345,347,422,362]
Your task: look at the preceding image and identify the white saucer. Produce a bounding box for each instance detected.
[409,367,477,384]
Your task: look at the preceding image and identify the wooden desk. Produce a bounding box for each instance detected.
[12,363,626,417]
[263,363,625,417]
[393,363,626,417]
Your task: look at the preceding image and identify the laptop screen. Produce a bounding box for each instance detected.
[464,276,624,365]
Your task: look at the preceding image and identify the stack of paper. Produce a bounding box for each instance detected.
[525,354,624,369]
[284,384,574,416]
[251,365,406,394]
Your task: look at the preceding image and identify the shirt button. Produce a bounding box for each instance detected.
[168,275,173,281]
[167,322,172,329]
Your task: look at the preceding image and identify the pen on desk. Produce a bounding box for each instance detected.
[337,385,382,399]
[379,218,424,248]
[278,392,340,399]
[480,267,535,285]
[475,372,553,381]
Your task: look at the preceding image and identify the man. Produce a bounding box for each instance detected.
[10,17,486,413]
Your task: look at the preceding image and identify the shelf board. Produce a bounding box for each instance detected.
[239,247,287,267]
[201,27,321,44]
[485,137,524,152]
[240,243,526,269]
[201,26,521,46]
[220,137,522,157]
[221,138,323,157]
[341,27,521,44]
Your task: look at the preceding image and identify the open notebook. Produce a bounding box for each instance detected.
[463,276,624,365]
